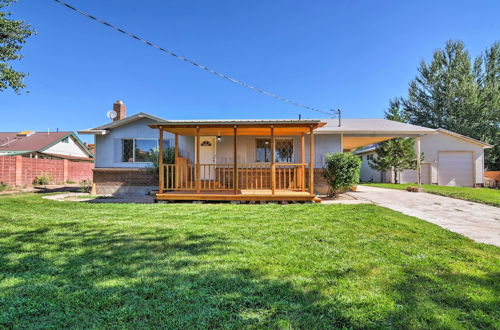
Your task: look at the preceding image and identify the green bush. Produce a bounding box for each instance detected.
[0,182,8,192]
[33,172,52,185]
[79,179,92,193]
[147,147,175,179]
[322,152,361,196]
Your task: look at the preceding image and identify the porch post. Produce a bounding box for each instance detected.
[158,128,164,194]
[301,132,305,192]
[233,126,238,194]
[416,136,421,188]
[196,126,201,193]
[174,133,179,188]
[271,126,275,195]
[309,126,314,196]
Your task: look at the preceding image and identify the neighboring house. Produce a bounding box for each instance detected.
[0,130,94,161]
[355,129,492,187]
[80,101,436,198]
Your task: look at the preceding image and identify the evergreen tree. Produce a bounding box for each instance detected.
[398,40,499,170]
[475,43,500,169]
[0,0,35,93]
[368,138,417,184]
[384,98,407,122]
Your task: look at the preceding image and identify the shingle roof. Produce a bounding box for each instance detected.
[316,118,436,134]
[0,132,71,152]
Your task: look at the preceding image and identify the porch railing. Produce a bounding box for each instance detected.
[162,163,308,192]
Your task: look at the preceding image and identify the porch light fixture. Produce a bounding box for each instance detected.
[217,135,221,142]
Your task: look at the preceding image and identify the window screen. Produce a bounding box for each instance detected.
[122,139,134,162]
[275,139,293,162]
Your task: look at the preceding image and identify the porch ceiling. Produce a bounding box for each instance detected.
[343,136,393,150]
[149,120,326,136]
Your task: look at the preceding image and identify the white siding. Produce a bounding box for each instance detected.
[359,151,384,182]
[44,135,88,158]
[95,118,177,168]
[196,133,342,167]
[358,132,485,186]
[419,133,484,185]
[308,134,342,167]
[95,120,342,170]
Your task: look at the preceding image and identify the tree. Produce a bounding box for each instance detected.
[147,147,175,180]
[475,42,500,170]
[372,98,418,183]
[369,138,418,184]
[0,0,35,93]
[401,40,499,170]
[385,97,408,123]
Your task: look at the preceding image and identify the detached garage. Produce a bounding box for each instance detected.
[356,128,492,187]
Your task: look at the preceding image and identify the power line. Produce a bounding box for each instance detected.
[51,0,336,117]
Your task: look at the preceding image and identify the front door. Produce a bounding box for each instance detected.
[198,136,216,180]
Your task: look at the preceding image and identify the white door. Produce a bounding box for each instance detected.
[438,152,474,187]
[198,136,216,180]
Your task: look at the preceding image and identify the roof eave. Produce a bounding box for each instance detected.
[77,129,108,135]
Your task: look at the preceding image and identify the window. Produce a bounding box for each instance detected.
[135,139,157,162]
[256,138,294,163]
[122,138,171,163]
[367,154,374,161]
[122,139,134,162]
[61,137,69,143]
[256,139,271,162]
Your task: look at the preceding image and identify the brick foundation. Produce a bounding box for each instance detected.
[93,168,157,195]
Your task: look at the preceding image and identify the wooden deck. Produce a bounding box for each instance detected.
[155,189,321,203]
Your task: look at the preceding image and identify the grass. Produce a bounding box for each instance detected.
[0,194,498,328]
[361,183,500,207]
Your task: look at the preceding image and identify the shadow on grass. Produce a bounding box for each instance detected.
[0,218,498,328]
[0,222,350,328]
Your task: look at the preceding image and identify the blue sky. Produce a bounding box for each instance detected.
[1,0,499,143]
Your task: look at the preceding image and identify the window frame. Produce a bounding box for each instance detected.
[121,138,172,163]
[255,137,294,163]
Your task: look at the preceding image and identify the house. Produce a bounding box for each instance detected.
[355,129,492,187]
[80,101,437,201]
[0,130,94,161]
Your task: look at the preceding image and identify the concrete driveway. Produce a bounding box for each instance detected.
[348,185,500,247]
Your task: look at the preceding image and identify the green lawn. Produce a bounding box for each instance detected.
[0,194,498,328]
[361,183,500,207]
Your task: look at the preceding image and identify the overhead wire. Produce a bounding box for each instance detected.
[51,0,337,117]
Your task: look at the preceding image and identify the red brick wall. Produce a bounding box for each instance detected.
[0,156,93,186]
[0,156,16,186]
[68,161,94,182]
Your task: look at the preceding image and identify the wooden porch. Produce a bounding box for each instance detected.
[149,120,325,202]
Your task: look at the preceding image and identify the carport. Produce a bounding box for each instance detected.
[316,119,437,186]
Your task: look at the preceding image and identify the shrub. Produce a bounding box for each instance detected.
[322,152,361,196]
[79,179,92,193]
[147,147,175,179]
[0,182,8,192]
[33,172,52,185]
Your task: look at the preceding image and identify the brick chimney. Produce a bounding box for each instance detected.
[113,100,127,121]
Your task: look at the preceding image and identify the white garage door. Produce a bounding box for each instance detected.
[400,164,431,184]
[438,152,474,187]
